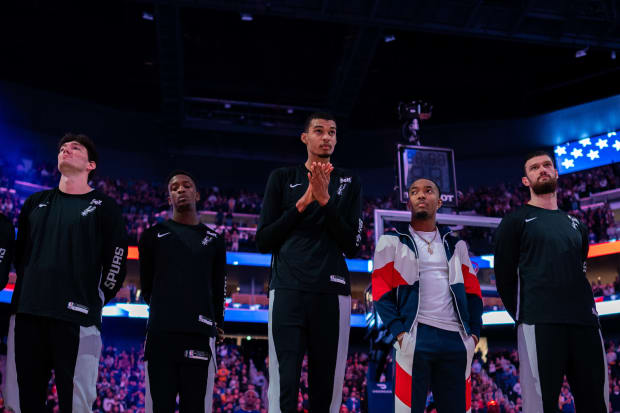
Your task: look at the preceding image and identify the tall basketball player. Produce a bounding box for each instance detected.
[257,112,363,413]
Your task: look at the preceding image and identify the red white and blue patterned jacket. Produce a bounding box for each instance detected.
[372,223,483,340]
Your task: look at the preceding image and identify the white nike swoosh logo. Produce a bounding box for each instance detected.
[289,183,302,188]
[525,217,537,223]
[39,204,48,208]
[157,232,171,238]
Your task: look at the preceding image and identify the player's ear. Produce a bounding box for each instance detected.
[521,176,530,187]
[437,197,442,211]
[168,194,172,206]
[301,132,308,145]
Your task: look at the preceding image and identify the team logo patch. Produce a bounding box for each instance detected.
[202,233,216,246]
[336,177,352,196]
[67,301,89,314]
[356,219,363,247]
[337,183,348,196]
[330,275,346,285]
[185,349,211,362]
[198,315,214,326]
[568,215,580,230]
[81,199,102,217]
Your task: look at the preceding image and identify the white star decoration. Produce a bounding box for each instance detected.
[587,150,600,160]
[555,146,567,156]
[579,138,592,147]
[614,140,620,151]
[561,159,575,169]
[570,148,583,158]
[596,139,608,149]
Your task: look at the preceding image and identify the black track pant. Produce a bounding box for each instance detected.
[268,289,351,413]
[145,332,216,413]
[14,313,102,413]
[518,323,609,413]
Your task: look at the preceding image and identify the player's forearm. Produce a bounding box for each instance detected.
[323,193,363,257]
[14,199,32,271]
[213,240,227,326]
[101,244,128,303]
[256,206,302,252]
[139,267,153,305]
[494,220,520,319]
[494,267,519,318]
[139,231,158,305]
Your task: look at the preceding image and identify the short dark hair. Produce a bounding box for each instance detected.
[303,112,337,132]
[58,133,98,180]
[409,178,442,197]
[524,150,555,174]
[166,169,198,188]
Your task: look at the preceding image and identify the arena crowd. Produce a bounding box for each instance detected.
[1,156,618,260]
[3,337,620,412]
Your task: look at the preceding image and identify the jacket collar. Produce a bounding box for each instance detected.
[390,221,454,258]
[393,221,452,239]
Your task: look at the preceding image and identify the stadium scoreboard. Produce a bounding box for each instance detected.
[397,144,458,208]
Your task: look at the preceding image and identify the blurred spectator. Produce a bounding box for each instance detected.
[611,384,620,413]
[558,386,575,412]
[233,390,260,413]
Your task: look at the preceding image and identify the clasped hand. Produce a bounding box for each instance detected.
[296,162,334,212]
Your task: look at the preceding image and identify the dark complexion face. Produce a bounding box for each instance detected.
[301,118,337,159]
[408,179,442,220]
[168,174,200,213]
[523,155,558,195]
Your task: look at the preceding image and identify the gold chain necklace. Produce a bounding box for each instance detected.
[412,227,438,255]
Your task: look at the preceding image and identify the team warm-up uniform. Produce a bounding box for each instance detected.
[372,224,483,413]
[11,188,128,412]
[0,213,17,410]
[139,220,226,413]
[257,165,362,413]
[494,204,608,412]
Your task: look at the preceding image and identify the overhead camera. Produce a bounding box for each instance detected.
[398,100,433,145]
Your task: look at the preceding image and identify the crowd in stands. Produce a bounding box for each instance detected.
[0,342,365,413]
[7,335,620,412]
[592,275,620,298]
[0,155,618,258]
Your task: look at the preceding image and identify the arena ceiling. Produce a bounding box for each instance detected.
[1,0,619,159]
